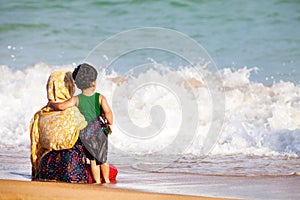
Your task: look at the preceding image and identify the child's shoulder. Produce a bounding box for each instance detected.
[97,92,107,103]
[95,92,102,96]
[97,92,106,98]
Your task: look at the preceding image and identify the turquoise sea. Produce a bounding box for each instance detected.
[0,1,300,199]
[1,0,299,83]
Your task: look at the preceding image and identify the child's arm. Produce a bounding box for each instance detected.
[99,95,113,125]
[48,96,78,111]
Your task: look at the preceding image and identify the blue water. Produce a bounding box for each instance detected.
[0,0,299,84]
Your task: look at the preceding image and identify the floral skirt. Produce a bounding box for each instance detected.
[38,140,92,183]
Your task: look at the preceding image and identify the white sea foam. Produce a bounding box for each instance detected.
[0,63,74,150]
[0,63,299,158]
[209,68,300,157]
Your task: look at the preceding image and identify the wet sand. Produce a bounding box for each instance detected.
[113,169,300,200]
[1,171,300,200]
[0,180,233,200]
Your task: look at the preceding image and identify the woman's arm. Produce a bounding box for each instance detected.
[99,95,113,125]
[48,96,78,111]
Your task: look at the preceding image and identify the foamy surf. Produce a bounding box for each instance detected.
[0,63,299,156]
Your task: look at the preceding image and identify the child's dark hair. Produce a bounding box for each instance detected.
[72,63,98,90]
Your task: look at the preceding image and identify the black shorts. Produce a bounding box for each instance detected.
[83,132,108,165]
[85,147,106,165]
[79,117,108,165]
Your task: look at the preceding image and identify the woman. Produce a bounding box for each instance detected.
[30,70,90,183]
[30,70,118,183]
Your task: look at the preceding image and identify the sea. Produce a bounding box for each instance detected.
[0,0,299,199]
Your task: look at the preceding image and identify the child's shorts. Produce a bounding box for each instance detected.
[79,117,108,165]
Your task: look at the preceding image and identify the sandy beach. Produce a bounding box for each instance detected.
[0,180,233,200]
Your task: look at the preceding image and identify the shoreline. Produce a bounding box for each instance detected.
[0,179,233,200]
[1,166,300,200]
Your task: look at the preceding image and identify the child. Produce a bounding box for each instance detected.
[49,63,113,183]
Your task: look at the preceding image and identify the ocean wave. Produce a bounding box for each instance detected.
[0,63,299,159]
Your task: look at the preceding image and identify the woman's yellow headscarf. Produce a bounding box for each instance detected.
[30,70,87,179]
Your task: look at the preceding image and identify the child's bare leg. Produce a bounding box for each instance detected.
[100,162,110,183]
[90,160,101,183]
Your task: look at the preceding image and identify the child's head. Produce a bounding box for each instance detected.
[72,63,98,90]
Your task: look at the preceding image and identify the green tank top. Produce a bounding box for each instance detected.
[78,92,101,123]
